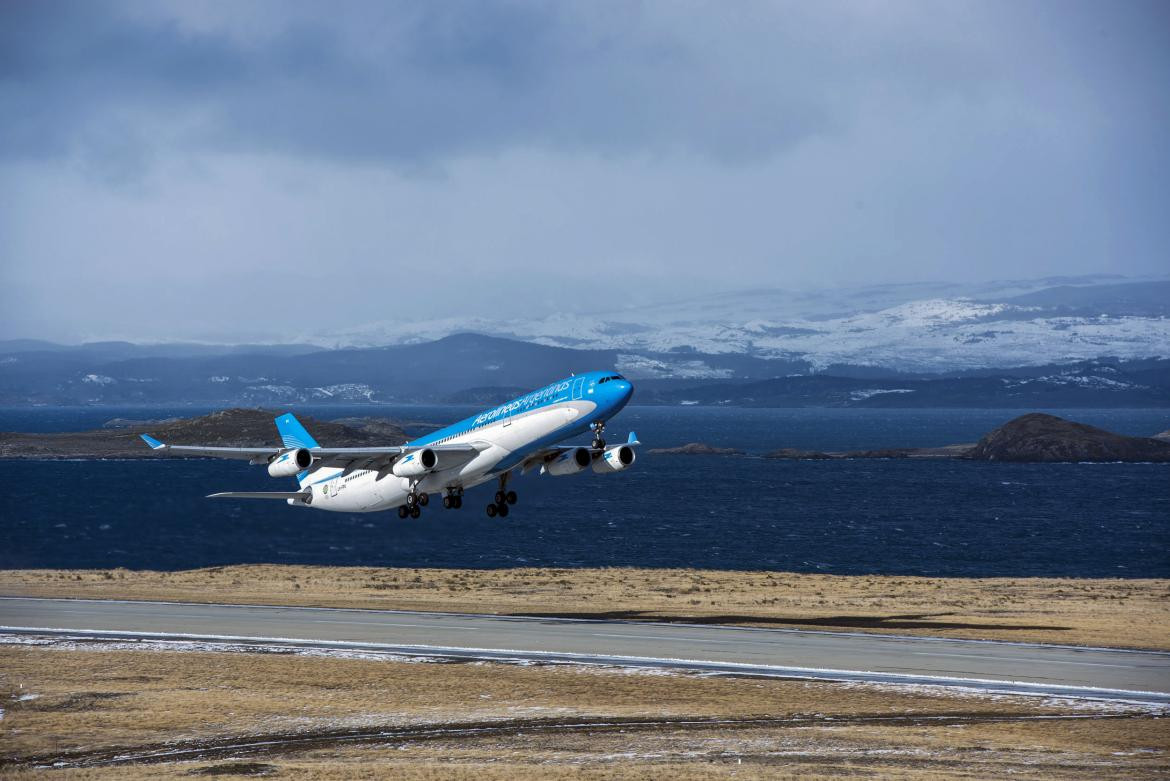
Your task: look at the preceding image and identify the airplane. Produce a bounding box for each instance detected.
[139,370,639,518]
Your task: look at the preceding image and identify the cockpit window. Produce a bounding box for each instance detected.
[598,374,625,384]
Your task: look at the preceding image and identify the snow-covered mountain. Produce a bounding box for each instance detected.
[313,277,1170,373]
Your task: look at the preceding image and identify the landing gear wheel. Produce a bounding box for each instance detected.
[442,496,453,509]
[495,490,507,505]
[397,505,408,519]
[505,490,517,505]
[418,492,429,507]
[454,495,463,509]
[496,502,509,518]
[410,505,421,519]
[486,503,498,518]
[405,493,417,508]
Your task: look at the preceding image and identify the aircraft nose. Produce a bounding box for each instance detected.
[614,380,633,404]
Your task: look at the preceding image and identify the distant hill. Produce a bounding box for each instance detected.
[305,276,1170,372]
[1,334,1166,407]
[642,358,1170,408]
[0,333,806,406]
[0,409,409,459]
[993,281,1170,318]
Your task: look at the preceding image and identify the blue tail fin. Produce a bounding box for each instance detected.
[274,413,319,450]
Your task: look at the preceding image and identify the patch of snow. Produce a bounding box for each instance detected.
[615,354,732,380]
[309,296,1170,373]
[243,384,299,399]
[310,383,377,401]
[81,374,116,385]
[848,388,915,402]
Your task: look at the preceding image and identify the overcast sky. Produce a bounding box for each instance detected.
[1,0,1167,343]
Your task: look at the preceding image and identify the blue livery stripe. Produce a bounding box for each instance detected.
[274,413,319,450]
[140,434,164,449]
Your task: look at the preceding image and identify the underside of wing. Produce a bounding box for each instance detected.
[141,431,484,477]
[207,491,311,501]
[138,434,276,461]
[309,443,482,472]
[521,431,642,475]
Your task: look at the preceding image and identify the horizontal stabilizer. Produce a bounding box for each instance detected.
[207,491,310,501]
[140,434,165,450]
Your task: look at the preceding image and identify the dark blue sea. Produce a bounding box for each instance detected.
[1,406,1167,577]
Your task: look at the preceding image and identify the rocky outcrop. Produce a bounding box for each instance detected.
[648,442,743,455]
[0,409,410,459]
[964,413,1170,463]
[763,448,834,460]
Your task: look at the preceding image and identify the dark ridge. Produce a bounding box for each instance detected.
[965,413,1170,463]
[0,409,409,459]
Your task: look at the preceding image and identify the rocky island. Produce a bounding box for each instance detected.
[762,414,1169,463]
[648,442,744,455]
[0,409,412,459]
[655,414,1168,463]
[965,413,1170,462]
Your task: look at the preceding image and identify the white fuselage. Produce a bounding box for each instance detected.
[301,397,600,512]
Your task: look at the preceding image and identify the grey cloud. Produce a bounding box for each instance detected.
[0,1,1013,169]
[1,0,1168,343]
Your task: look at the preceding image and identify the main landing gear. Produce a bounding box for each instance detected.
[397,487,429,519]
[442,487,464,510]
[485,474,517,518]
[591,420,607,450]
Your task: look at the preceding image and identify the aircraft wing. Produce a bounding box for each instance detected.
[139,434,479,469]
[520,431,642,474]
[208,491,311,501]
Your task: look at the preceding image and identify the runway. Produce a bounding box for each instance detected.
[3,597,1168,704]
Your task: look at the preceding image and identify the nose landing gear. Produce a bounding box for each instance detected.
[591,420,607,450]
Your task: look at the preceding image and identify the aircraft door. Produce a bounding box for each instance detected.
[571,377,585,400]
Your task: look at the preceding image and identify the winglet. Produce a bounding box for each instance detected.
[627,431,641,446]
[140,433,165,450]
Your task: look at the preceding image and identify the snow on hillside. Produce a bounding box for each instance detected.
[313,283,1170,372]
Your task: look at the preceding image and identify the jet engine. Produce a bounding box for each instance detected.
[391,448,438,478]
[592,444,636,473]
[268,447,312,478]
[545,446,591,476]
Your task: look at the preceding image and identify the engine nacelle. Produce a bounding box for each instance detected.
[545,446,591,476]
[268,447,312,478]
[391,448,438,478]
[592,444,636,474]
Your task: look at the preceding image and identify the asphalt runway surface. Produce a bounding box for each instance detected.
[3,597,1168,704]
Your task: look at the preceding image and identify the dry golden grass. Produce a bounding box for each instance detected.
[3,565,1169,649]
[2,643,1167,779]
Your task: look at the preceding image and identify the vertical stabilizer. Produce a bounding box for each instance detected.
[274,413,319,485]
[274,413,319,449]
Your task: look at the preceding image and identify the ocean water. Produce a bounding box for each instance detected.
[1,406,1167,576]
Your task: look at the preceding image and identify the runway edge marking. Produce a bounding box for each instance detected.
[2,596,1167,656]
[3,626,1168,707]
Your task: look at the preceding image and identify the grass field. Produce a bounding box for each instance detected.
[3,565,1169,649]
[2,640,1167,779]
